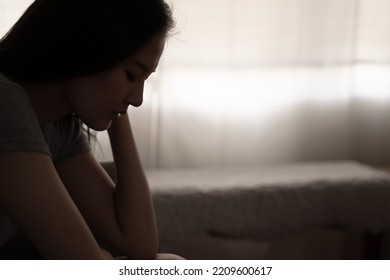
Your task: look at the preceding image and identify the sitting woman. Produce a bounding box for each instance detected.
[0,0,181,260]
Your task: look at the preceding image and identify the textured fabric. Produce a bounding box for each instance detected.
[0,74,49,156]
[140,161,390,245]
[0,73,91,162]
[42,116,91,163]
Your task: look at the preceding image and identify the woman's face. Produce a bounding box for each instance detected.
[64,36,165,131]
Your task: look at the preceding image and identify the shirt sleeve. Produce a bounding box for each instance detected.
[0,76,50,156]
[46,115,92,163]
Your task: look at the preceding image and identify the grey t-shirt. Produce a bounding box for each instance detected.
[0,73,91,245]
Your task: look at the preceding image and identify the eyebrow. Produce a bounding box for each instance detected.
[132,60,155,73]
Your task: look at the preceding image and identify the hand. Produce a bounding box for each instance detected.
[107,112,130,136]
[100,246,113,259]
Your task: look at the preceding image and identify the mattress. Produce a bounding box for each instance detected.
[143,161,390,245]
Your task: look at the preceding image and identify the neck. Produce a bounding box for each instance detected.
[20,80,72,125]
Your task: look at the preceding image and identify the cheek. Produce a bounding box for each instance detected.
[77,81,114,105]
[66,70,129,112]
[95,73,129,100]
[66,83,105,117]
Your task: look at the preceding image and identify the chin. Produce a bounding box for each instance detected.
[83,119,112,132]
[93,122,112,131]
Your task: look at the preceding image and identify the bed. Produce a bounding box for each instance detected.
[102,160,390,259]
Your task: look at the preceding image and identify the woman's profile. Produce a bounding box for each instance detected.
[0,0,178,259]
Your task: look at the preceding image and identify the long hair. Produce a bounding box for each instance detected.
[0,0,174,82]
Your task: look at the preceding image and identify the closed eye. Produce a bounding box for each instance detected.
[125,70,136,82]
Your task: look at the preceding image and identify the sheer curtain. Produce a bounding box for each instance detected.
[2,0,390,168]
[0,0,33,34]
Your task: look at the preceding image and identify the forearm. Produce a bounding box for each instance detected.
[108,114,158,259]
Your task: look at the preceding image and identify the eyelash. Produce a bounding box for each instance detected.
[125,71,136,82]
[126,70,153,83]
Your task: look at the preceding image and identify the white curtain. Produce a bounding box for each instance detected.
[3,0,390,168]
[0,0,33,35]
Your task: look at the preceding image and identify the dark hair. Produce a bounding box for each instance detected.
[0,0,174,82]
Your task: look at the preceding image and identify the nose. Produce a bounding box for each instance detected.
[125,80,144,107]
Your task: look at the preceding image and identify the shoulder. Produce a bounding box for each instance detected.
[0,73,30,107]
[0,73,49,155]
[0,73,37,120]
[46,115,91,163]
[0,73,21,90]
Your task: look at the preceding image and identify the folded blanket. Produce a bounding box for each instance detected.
[146,161,390,243]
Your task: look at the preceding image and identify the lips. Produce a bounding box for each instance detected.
[112,110,127,116]
[111,110,127,121]
[111,112,120,120]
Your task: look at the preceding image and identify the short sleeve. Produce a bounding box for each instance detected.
[0,74,50,156]
[43,115,92,163]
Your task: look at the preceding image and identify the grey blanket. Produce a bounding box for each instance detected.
[146,161,390,244]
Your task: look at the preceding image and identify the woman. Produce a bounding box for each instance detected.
[0,0,176,259]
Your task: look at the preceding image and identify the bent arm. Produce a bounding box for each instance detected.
[108,114,158,258]
[56,114,158,259]
[0,152,108,259]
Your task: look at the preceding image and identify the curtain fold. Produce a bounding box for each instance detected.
[133,0,390,168]
[2,0,390,168]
